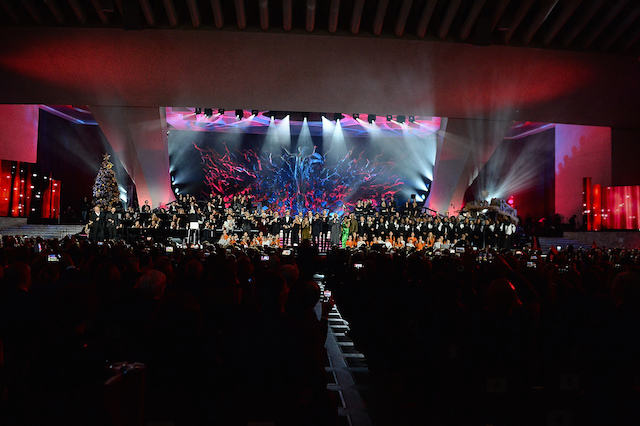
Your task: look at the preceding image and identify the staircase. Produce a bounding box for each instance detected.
[0,224,85,240]
[538,236,593,252]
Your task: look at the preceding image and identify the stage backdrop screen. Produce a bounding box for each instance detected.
[168,126,437,214]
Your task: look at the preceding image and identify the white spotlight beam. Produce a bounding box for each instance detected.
[429,118,510,215]
[90,106,176,208]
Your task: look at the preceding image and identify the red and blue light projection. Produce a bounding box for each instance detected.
[195,142,403,214]
[168,112,439,214]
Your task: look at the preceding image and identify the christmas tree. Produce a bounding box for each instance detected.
[92,154,121,208]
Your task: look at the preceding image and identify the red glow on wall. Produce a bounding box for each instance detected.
[41,178,60,219]
[0,105,39,163]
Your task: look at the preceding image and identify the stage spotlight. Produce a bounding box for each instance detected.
[397,115,405,123]
[251,110,259,116]
[334,113,343,121]
[218,108,225,115]
[235,109,243,119]
[204,108,213,118]
[386,115,392,122]
[353,113,359,120]
[194,107,202,115]
[368,114,376,123]
[409,116,415,123]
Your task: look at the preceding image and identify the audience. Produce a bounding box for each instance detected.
[0,230,639,425]
[0,235,335,425]
[325,243,640,425]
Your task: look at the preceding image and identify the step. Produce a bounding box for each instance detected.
[0,224,85,239]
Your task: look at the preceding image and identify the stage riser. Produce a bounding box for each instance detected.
[0,217,28,229]
[564,232,640,250]
[538,237,592,253]
[0,224,84,240]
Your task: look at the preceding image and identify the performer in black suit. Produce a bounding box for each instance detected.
[141,199,151,213]
[89,205,104,242]
[105,206,118,240]
[312,212,323,248]
[282,210,293,246]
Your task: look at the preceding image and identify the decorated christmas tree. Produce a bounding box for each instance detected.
[92,154,121,208]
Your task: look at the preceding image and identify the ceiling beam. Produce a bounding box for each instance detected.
[459,0,485,40]
[491,0,510,31]
[306,0,315,32]
[619,19,640,52]
[139,0,155,26]
[66,0,87,25]
[542,0,583,46]
[234,0,246,29]
[283,0,292,31]
[90,0,110,25]
[502,0,534,43]
[44,0,65,24]
[0,0,20,23]
[395,0,413,37]
[522,0,559,45]
[21,0,43,24]
[186,0,201,28]
[351,0,364,34]
[258,0,268,30]
[581,0,629,49]
[562,0,606,47]
[438,0,461,39]
[601,3,640,50]
[162,0,178,27]
[211,0,223,28]
[416,0,437,38]
[328,0,340,34]
[372,0,388,36]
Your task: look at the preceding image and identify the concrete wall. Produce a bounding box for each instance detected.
[612,128,640,187]
[0,27,638,130]
[0,105,39,163]
[555,124,611,222]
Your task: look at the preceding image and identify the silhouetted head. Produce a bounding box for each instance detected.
[612,271,640,307]
[486,278,521,314]
[255,270,288,313]
[136,269,167,300]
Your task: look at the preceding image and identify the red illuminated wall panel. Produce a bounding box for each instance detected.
[587,178,640,231]
[41,178,60,219]
[0,159,57,219]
